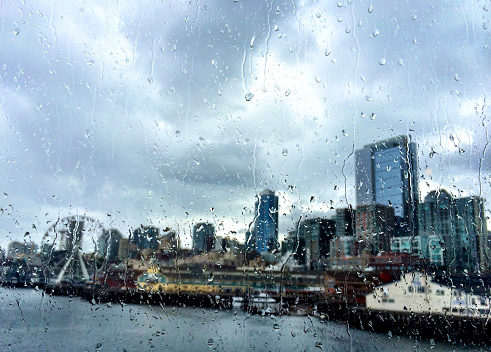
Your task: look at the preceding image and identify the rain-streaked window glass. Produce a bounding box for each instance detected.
[1,1,490,351]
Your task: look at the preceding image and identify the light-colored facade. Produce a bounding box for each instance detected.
[367,272,490,317]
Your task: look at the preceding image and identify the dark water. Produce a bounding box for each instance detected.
[0,288,486,352]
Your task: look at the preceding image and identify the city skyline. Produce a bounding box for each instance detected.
[1,1,490,251]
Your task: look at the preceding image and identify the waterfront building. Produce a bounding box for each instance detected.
[132,226,159,251]
[355,204,395,254]
[329,236,354,259]
[419,190,488,272]
[294,218,336,269]
[390,235,428,258]
[192,222,216,253]
[335,208,354,237]
[252,189,279,253]
[7,240,38,259]
[355,135,419,237]
[97,229,123,262]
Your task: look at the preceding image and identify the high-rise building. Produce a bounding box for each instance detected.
[355,135,418,236]
[253,189,279,253]
[418,189,488,272]
[98,229,123,262]
[335,208,354,238]
[355,204,395,254]
[192,223,216,253]
[294,218,336,269]
[132,226,159,251]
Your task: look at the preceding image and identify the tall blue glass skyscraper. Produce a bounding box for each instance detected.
[252,189,279,253]
[355,135,418,236]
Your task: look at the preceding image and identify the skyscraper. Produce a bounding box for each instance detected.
[419,190,488,272]
[253,189,279,253]
[355,135,418,236]
[192,222,216,253]
[98,229,123,263]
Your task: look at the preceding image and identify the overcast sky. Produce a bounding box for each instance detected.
[0,0,490,250]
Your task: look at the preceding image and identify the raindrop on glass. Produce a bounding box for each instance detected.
[379,58,386,65]
[245,92,254,101]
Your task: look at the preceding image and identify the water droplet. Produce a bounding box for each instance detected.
[207,338,214,347]
[175,130,181,136]
[282,148,288,156]
[250,36,255,48]
[87,60,95,66]
[388,330,393,338]
[334,185,339,190]
[324,49,331,56]
[245,92,254,101]
[285,89,291,97]
[365,95,372,101]
[337,2,343,7]
[379,58,386,65]
[316,12,321,19]
[208,273,214,282]
[370,113,376,120]
[373,29,379,37]
[398,59,404,66]
[315,76,321,83]
[13,28,20,35]
[412,14,418,20]
[84,129,91,138]
[315,341,323,349]
[273,25,279,31]
[360,112,366,118]
[368,5,373,13]
[273,323,280,330]
[454,74,460,81]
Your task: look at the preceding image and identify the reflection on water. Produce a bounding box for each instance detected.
[0,288,486,352]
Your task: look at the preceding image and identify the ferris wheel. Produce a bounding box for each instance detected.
[41,215,105,285]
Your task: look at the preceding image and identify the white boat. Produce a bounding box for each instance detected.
[250,293,281,315]
[232,296,245,309]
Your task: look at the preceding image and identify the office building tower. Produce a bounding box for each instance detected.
[192,222,216,253]
[419,189,488,272]
[355,204,395,254]
[355,135,418,236]
[335,208,354,238]
[98,229,123,262]
[132,226,159,251]
[253,189,279,253]
[294,218,335,269]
